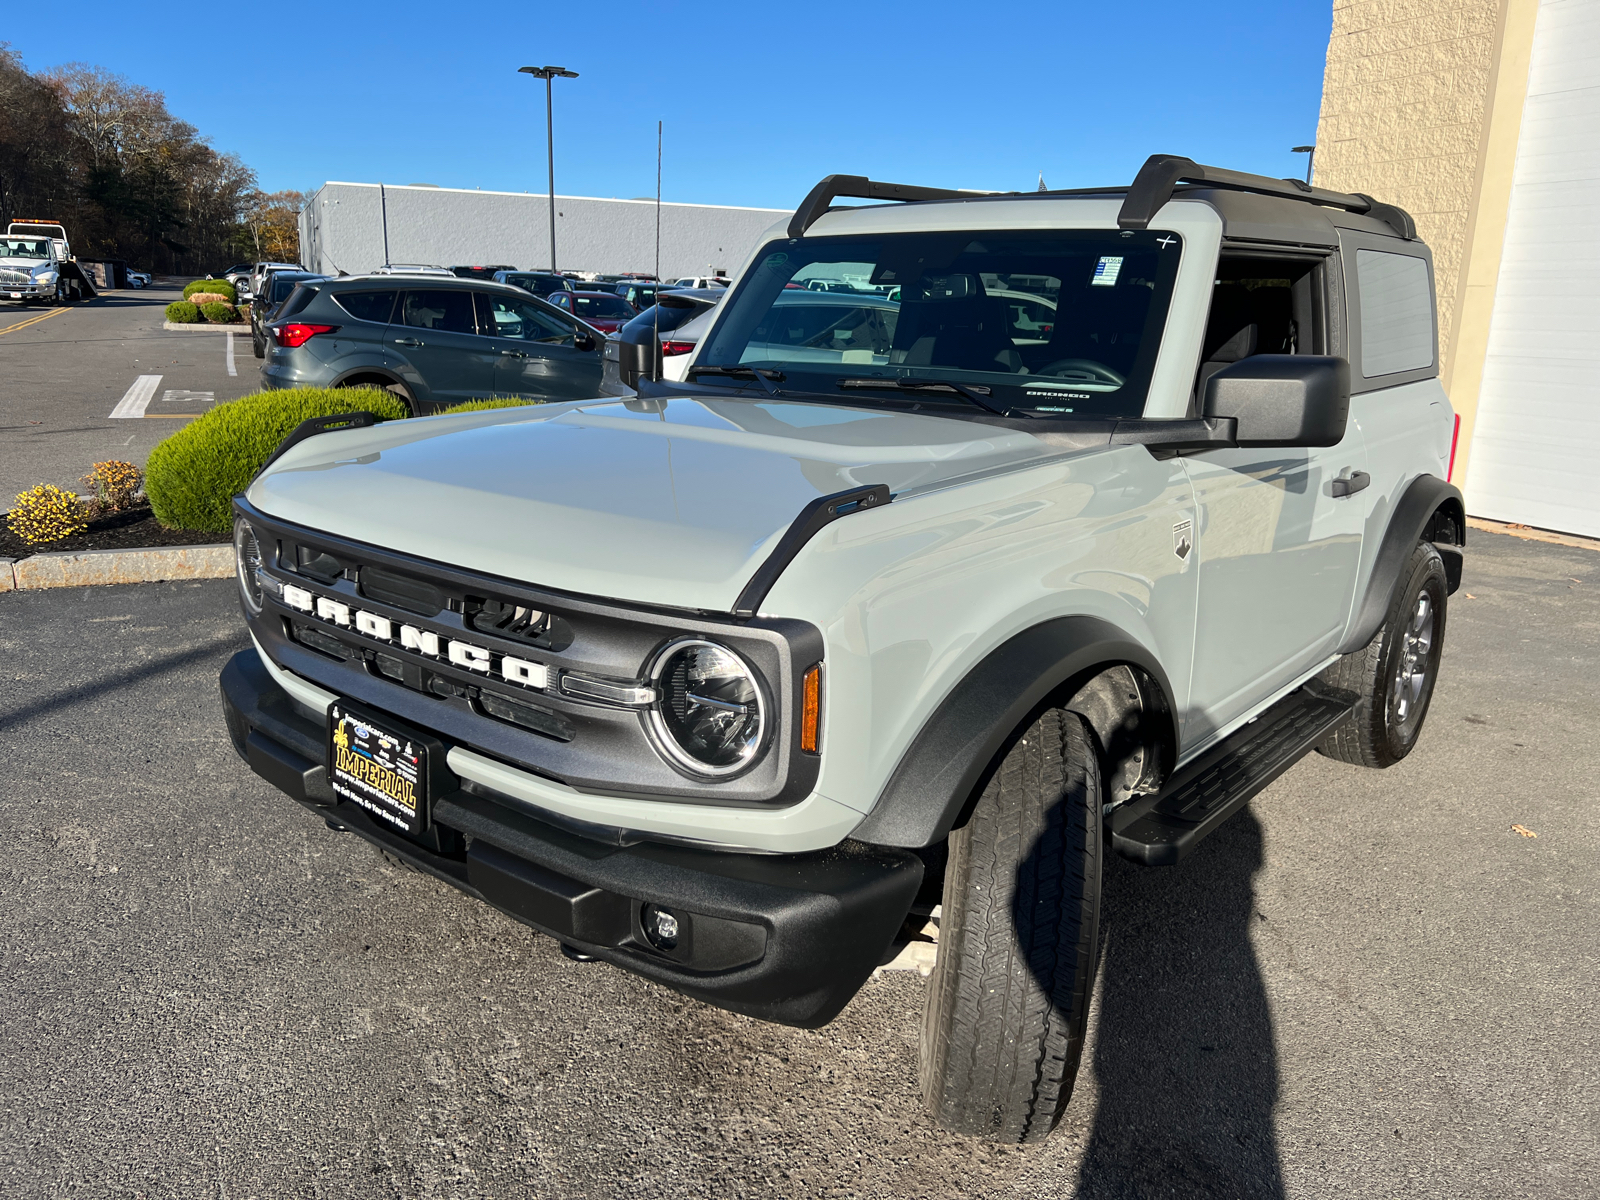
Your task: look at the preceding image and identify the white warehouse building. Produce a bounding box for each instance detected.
[298,181,789,280]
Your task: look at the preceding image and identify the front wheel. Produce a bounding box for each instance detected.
[1317,541,1449,767]
[920,707,1102,1143]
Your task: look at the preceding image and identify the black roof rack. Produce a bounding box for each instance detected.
[1116,154,1416,240]
[787,156,1416,242]
[788,175,998,238]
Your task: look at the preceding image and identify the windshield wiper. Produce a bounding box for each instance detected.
[836,377,1013,417]
[686,365,785,395]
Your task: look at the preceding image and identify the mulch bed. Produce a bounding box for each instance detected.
[0,503,226,560]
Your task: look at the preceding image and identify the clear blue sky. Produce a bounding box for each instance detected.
[8,1,1333,208]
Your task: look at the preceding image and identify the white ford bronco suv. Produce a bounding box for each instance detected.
[220,155,1464,1142]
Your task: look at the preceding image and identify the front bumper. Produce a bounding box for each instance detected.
[219,648,922,1027]
[2,282,50,299]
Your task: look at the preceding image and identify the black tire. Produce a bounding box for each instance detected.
[1317,540,1449,768]
[344,379,415,416]
[920,707,1102,1143]
[252,332,265,359]
[383,382,415,414]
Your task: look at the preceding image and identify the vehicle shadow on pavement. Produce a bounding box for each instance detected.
[1074,809,1285,1199]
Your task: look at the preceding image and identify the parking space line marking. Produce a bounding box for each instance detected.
[109,375,162,419]
[0,306,70,336]
[226,331,237,377]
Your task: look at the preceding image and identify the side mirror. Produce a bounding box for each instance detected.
[616,318,663,389]
[1202,355,1350,448]
[574,331,596,352]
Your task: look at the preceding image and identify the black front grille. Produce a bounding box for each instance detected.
[239,496,822,807]
[467,597,561,646]
[359,564,445,615]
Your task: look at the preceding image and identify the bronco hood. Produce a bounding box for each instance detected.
[246,396,1086,611]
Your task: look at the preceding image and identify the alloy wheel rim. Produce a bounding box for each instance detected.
[1390,591,1435,736]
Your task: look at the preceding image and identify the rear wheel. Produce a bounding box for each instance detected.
[344,379,414,416]
[920,708,1102,1143]
[1317,540,1449,767]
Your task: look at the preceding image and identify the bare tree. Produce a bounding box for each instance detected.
[0,48,262,272]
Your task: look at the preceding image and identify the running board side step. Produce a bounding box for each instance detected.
[1109,686,1355,866]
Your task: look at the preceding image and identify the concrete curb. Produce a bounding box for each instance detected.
[163,320,250,332]
[5,544,232,590]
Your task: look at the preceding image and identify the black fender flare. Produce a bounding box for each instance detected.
[848,615,1180,849]
[1339,474,1464,655]
[330,366,411,397]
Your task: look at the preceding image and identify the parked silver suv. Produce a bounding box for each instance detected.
[259,275,603,411]
[222,155,1463,1142]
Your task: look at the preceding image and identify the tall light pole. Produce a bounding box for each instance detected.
[519,65,579,272]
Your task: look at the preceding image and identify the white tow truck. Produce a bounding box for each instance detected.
[1,220,98,304]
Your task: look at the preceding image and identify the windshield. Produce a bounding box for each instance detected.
[2,238,52,257]
[570,294,632,319]
[698,229,1182,417]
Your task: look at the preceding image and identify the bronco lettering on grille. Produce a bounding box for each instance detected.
[280,580,550,691]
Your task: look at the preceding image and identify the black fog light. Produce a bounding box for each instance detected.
[642,904,680,951]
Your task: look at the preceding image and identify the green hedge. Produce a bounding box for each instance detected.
[199,302,237,323]
[438,397,544,414]
[165,300,200,323]
[146,388,411,532]
[184,279,237,302]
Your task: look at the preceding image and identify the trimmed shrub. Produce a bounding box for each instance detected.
[7,484,90,546]
[438,397,545,415]
[184,278,237,303]
[166,300,201,323]
[82,460,143,515]
[199,302,237,323]
[188,291,231,307]
[146,387,411,532]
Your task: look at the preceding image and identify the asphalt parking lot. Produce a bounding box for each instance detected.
[1,528,1594,1199]
[0,285,254,501]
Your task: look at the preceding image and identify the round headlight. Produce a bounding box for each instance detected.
[648,640,766,776]
[233,517,264,613]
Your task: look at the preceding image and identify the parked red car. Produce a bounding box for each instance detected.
[548,290,638,333]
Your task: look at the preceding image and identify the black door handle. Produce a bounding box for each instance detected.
[1330,469,1370,498]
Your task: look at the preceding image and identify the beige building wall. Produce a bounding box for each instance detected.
[1311,0,1539,495]
[1313,0,1502,357]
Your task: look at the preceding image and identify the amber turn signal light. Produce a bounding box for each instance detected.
[800,663,822,754]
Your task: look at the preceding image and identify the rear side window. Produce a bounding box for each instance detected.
[400,290,476,334]
[278,285,321,320]
[334,290,397,324]
[1356,250,1433,376]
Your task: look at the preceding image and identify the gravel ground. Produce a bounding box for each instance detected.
[0,528,1595,1199]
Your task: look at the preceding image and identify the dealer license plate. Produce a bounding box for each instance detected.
[328,701,431,834]
[9,292,20,300]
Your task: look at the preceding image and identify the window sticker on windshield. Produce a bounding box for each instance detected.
[1091,256,1124,287]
